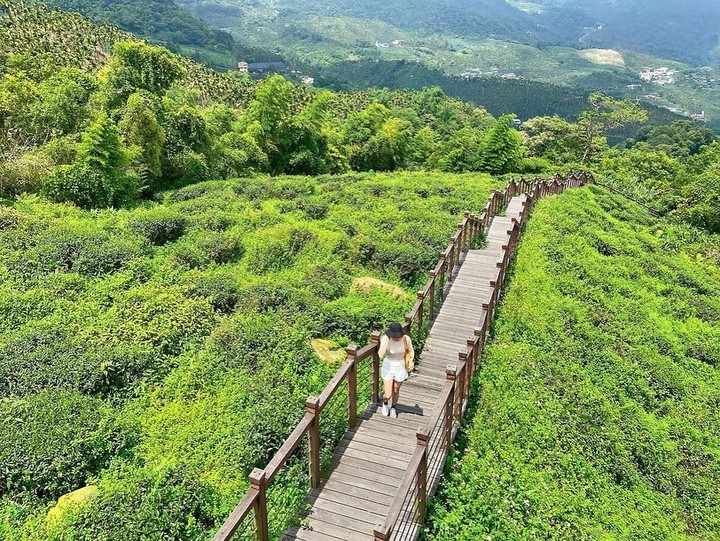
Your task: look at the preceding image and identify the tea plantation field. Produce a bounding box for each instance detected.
[0,171,500,540]
[426,186,720,540]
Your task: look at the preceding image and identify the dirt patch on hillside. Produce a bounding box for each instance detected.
[579,49,625,67]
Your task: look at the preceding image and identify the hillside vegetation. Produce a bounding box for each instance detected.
[176,0,720,127]
[426,186,720,539]
[3,1,538,211]
[0,171,502,540]
[39,0,240,69]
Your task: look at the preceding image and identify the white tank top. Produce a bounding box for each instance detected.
[385,337,406,363]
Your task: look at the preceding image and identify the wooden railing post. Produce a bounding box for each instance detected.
[417,290,425,330]
[403,316,412,335]
[370,332,381,403]
[428,272,436,322]
[448,237,456,275]
[457,353,468,416]
[473,328,482,365]
[463,211,470,248]
[466,337,476,380]
[249,469,270,541]
[438,254,447,297]
[347,346,358,429]
[416,431,429,524]
[455,232,462,267]
[306,397,321,489]
[444,365,456,449]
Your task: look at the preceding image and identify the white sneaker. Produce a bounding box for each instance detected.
[382,401,390,417]
[389,407,397,418]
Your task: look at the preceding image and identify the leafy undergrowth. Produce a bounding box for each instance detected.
[0,171,499,540]
[426,186,720,540]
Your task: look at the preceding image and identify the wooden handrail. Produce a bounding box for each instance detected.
[317,357,355,411]
[265,412,315,483]
[420,380,455,439]
[373,444,427,540]
[213,489,259,541]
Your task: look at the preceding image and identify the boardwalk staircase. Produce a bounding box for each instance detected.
[214,173,590,541]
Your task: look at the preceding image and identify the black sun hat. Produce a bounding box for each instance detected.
[386,322,404,338]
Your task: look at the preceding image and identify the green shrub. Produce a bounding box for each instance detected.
[0,207,20,230]
[171,231,244,268]
[0,319,163,397]
[44,163,139,209]
[127,209,186,245]
[0,390,137,499]
[186,272,241,314]
[320,289,408,343]
[48,463,221,541]
[246,225,317,274]
[9,223,144,279]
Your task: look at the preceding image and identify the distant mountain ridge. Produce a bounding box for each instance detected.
[534,0,720,64]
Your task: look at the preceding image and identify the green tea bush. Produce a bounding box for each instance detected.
[235,280,308,314]
[0,207,20,230]
[246,224,317,274]
[171,231,244,268]
[47,463,222,541]
[9,222,145,279]
[426,186,720,540]
[127,209,186,245]
[0,325,153,397]
[185,272,241,314]
[0,389,137,499]
[320,288,408,343]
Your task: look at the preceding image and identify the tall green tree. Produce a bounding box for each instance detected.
[119,92,165,184]
[241,75,295,174]
[103,41,184,108]
[522,115,586,164]
[477,114,523,174]
[579,93,648,163]
[45,113,138,208]
[161,103,212,183]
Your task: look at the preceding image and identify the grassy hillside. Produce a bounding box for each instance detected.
[0,171,501,540]
[426,186,720,539]
[318,59,685,138]
[537,0,720,65]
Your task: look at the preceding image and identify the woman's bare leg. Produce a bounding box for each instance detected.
[382,378,394,415]
[392,381,402,406]
[383,378,394,402]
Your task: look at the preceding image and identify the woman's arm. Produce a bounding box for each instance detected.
[405,336,415,363]
[378,334,389,359]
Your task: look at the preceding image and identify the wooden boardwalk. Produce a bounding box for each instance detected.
[281,195,528,541]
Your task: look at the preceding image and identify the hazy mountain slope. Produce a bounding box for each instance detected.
[538,0,720,64]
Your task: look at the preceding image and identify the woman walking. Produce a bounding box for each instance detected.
[378,322,415,418]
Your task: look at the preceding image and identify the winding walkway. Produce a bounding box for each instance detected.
[281,195,528,541]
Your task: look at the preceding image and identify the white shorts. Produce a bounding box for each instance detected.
[382,359,408,382]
